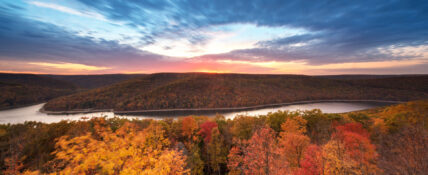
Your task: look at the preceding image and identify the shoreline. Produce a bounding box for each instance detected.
[0,102,47,111]
[40,99,403,115]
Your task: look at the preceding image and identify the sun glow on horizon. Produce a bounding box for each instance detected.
[214,58,428,74]
[195,69,231,73]
[28,62,110,71]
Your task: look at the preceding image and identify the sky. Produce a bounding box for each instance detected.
[0,0,427,75]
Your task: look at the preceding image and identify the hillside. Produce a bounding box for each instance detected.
[344,75,428,92]
[319,74,408,80]
[0,73,146,110]
[44,74,145,89]
[0,73,76,109]
[43,73,428,112]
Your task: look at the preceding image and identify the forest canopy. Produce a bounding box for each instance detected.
[43,73,428,112]
[1,100,427,174]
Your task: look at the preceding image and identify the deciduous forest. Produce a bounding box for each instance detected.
[0,73,143,110]
[43,73,428,112]
[0,74,76,110]
[1,100,427,174]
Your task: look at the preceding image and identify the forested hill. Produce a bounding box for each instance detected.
[43,73,428,112]
[0,73,76,109]
[343,75,428,93]
[0,73,144,110]
[43,74,145,89]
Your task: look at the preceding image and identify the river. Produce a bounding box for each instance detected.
[0,101,393,124]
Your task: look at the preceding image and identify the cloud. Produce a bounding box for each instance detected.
[257,34,319,47]
[74,0,428,64]
[0,5,174,73]
[28,1,107,21]
[0,0,427,74]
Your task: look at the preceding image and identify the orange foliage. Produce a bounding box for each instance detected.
[227,146,243,175]
[181,117,198,139]
[228,127,289,175]
[279,117,311,169]
[45,122,189,174]
[323,123,379,175]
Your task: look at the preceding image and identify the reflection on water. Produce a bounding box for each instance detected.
[0,102,392,124]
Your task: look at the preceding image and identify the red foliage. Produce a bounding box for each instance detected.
[296,145,324,175]
[326,122,378,174]
[333,123,376,161]
[227,146,243,175]
[198,121,218,143]
[334,122,370,138]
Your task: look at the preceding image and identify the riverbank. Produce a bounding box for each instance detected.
[0,102,48,111]
[1,100,401,124]
[40,99,402,115]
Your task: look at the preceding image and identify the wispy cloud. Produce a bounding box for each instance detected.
[0,0,427,74]
[28,1,107,21]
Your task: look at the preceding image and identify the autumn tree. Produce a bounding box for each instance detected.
[207,127,228,174]
[179,117,204,174]
[278,116,311,169]
[302,109,341,144]
[230,116,262,140]
[296,144,325,175]
[3,126,26,175]
[323,123,379,175]
[228,126,288,175]
[266,110,299,132]
[43,122,189,174]
[3,152,25,175]
[378,124,428,175]
[186,142,204,175]
[199,121,218,143]
[227,146,244,175]
[181,116,199,141]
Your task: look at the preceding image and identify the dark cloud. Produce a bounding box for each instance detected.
[0,6,168,70]
[257,34,319,47]
[76,0,428,64]
[1,0,427,74]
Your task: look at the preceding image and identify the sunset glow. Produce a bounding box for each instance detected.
[28,62,110,71]
[0,0,427,74]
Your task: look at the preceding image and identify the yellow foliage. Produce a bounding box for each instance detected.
[323,139,354,175]
[45,122,189,174]
[372,118,388,134]
[279,117,310,168]
[281,116,307,134]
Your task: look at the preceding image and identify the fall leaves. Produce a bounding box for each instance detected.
[227,117,378,175]
[49,121,188,174]
[44,73,428,112]
[22,119,189,175]
[2,100,428,174]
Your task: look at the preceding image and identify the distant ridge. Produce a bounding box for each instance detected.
[0,73,145,109]
[43,74,145,89]
[0,73,76,109]
[43,73,428,112]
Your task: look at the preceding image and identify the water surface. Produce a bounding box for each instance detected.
[0,102,392,124]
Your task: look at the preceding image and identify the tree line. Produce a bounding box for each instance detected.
[1,100,427,174]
